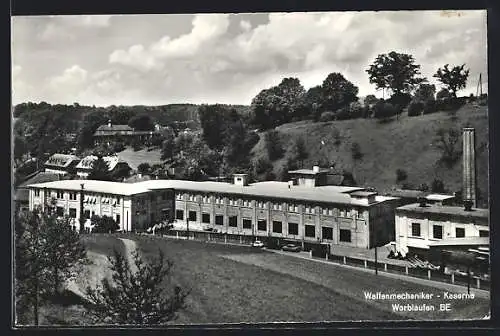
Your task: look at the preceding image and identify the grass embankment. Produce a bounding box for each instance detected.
[253,105,488,205]
[34,234,126,326]
[132,235,489,323]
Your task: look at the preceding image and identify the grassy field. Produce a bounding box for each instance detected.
[132,235,490,323]
[117,147,163,170]
[253,105,488,206]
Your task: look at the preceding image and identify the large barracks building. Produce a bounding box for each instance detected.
[27,166,399,250]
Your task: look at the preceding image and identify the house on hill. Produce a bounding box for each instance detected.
[44,154,80,175]
[93,120,164,145]
[76,155,132,179]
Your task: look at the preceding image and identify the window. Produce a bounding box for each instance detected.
[57,191,64,199]
[433,225,443,239]
[188,211,197,221]
[411,223,421,237]
[176,210,184,220]
[243,218,252,229]
[215,197,224,205]
[69,208,77,218]
[116,198,120,205]
[328,209,334,216]
[272,221,282,233]
[480,230,489,237]
[202,213,210,223]
[273,203,282,210]
[215,215,224,225]
[34,189,40,197]
[305,225,315,238]
[229,216,238,227]
[257,219,267,231]
[257,201,266,209]
[162,192,167,200]
[203,196,211,203]
[242,200,251,207]
[456,227,465,238]
[322,227,333,240]
[339,229,351,242]
[56,206,64,217]
[84,210,91,219]
[322,208,328,215]
[116,214,121,224]
[288,223,299,235]
[69,193,77,200]
[176,194,183,200]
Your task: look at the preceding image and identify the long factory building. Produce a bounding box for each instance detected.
[27,167,400,250]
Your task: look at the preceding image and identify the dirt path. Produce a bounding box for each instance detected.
[119,238,139,274]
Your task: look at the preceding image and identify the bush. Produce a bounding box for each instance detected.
[351,142,363,161]
[373,101,400,120]
[319,111,336,122]
[264,130,284,161]
[112,142,126,153]
[92,215,120,233]
[396,169,408,183]
[388,92,412,109]
[431,178,446,193]
[254,157,273,175]
[137,163,152,175]
[423,100,437,114]
[407,101,424,117]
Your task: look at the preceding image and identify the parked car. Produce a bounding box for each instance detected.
[251,240,264,248]
[282,244,301,252]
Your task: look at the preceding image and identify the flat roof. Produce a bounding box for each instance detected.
[28,179,390,206]
[426,194,455,201]
[350,191,378,197]
[428,237,489,247]
[288,168,330,175]
[396,203,489,220]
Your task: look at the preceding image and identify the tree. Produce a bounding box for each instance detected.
[433,64,470,98]
[137,163,152,175]
[288,137,308,168]
[92,215,120,233]
[436,88,452,100]
[128,114,155,131]
[431,178,446,193]
[351,142,363,161]
[366,52,425,97]
[373,101,399,120]
[320,73,359,114]
[396,169,408,183]
[303,85,324,121]
[15,209,87,325]
[85,248,190,325]
[264,130,284,161]
[435,128,462,167]
[364,94,378,106]
[414,83,436,102]
[88,156,113,181]
[160,128,176,161]
[251,78,306,129]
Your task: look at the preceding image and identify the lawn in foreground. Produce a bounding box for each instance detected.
[133,235,490,323]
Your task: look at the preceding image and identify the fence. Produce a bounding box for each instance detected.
[152,230,490,291]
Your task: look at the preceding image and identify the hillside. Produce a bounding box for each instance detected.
[116,148,163,170]
[253,104,488,206]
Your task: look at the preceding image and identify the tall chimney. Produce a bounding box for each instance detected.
[463,128,477,209]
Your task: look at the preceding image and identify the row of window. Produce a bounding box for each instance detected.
[411,223,489,239]
[176,195,362,217]
[175,209,352,242]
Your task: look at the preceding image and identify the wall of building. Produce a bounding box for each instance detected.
[171,190,380,249]
[395,211,489,257]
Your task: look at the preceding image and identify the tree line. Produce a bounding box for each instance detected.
[249,51,477,130]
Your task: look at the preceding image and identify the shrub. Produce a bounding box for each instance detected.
[431,178,446,193]
[92,215,120,233]
[264,130,284,161]
[254,157,273,175]
[351,142,363,161]
[319,111,336,122]
[436,88,452,100]
[407,101,424,117]
[137,163,152,175]
[373,101,400,120]
[112,142,125,153]
[423,100,437,114]
[396,169,408,183]
[388,92,412,109]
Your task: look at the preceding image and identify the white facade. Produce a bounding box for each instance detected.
[395,204,489,257]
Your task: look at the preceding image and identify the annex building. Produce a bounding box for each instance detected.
[27,166,400,250]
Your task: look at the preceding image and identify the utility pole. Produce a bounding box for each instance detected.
[79,183,85,233]
[374,227,378,275]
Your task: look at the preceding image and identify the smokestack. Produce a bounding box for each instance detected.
[463,128,477,210]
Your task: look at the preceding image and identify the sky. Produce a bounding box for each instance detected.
[11,10,488,107]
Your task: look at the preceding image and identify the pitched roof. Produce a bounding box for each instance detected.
[76,155,126,171]
[44,154,80,168]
